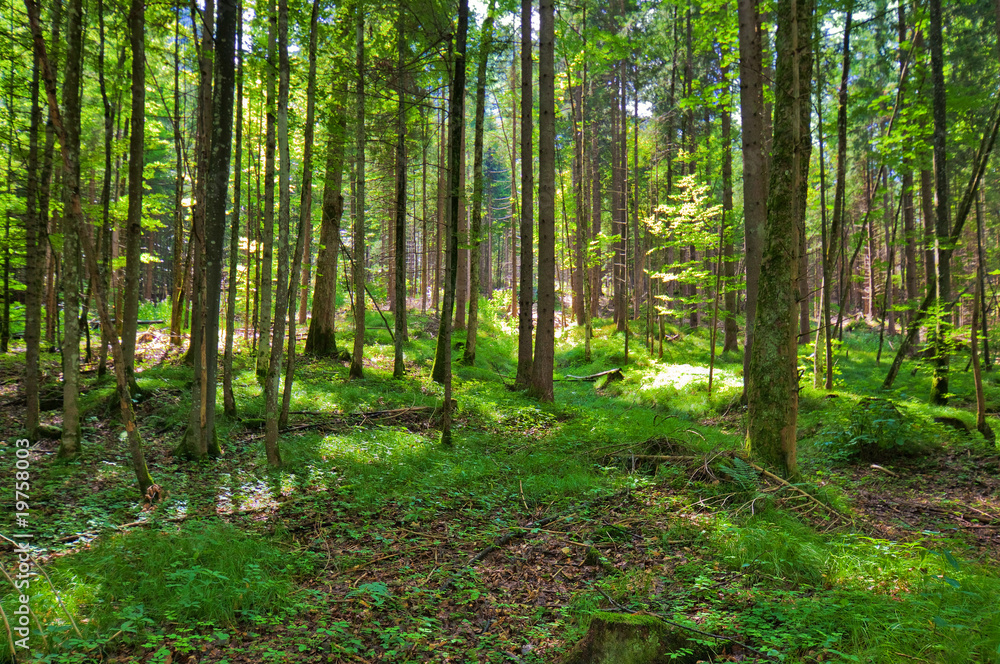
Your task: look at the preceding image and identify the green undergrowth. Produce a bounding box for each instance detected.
[4,299,1000,662]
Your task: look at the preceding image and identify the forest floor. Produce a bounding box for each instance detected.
[2,302,1000,663]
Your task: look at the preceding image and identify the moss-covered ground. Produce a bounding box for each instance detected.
[1,299,999,663]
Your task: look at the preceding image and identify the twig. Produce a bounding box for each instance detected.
[0,600,16,662]
[870,464,899,477]
[592,585,778,661]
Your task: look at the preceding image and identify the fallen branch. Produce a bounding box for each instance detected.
[564,368,624,382]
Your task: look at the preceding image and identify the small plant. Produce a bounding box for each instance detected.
[819,397,912,462]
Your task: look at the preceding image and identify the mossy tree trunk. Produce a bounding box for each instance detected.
[747,0,813,477]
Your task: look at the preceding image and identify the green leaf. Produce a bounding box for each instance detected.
[943,550,961,571]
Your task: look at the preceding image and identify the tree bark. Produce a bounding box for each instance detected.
[463,0,496,367]
[514,0,534,389]
[436,0,468,447]
[747,0,812,477]
[256,0,277,378]
[529,0,555,402]
[393,9,409,379]
[122,0,146,395]
[306,106,347,356]
[738,0,768,399]
[25,52,42,440]
[349,4,367,379]
[263,0,291,465]
[223,3,244,418]
[928,0,951,405]
[56,0,84,458]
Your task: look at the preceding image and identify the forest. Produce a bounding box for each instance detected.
[2,0,1000,659]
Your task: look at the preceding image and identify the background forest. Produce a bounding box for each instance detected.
[2,0,1000,660]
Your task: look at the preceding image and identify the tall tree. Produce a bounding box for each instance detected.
[305,105,347,356]
[393,9,409,379]
[24,51,42,441]
[349,3,367,379]
[256,0,277,378]
[463,0,496,367]
[927,0,951,405]
[747,0,813,476]
[438,0,469,444]
[281,0,322,424]
[514,0,534,389]
[121,0,147,396]
[223,2,244,418]
[529,0,555,402]
[180,0,238,459]
[263,0,292,465]
[56,0,84,458]
[737,0,767,399]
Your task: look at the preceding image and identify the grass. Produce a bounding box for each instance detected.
[2,298,1000,662]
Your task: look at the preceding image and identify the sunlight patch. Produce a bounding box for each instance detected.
[641,363,740,392]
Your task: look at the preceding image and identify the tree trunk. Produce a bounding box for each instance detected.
[305,106,347,356]
[514,0,534,389]
[393,9,409,379]
[928,0,951,405]
[721,58,738,352]
[437,0,468,447]
[256,0,277,378]
[56,0,84,458]
[25,52,42,440]
[181,0,236,459]
[169,5,186,347]
[747,0,812,477]
[825,5,851,389]
[122,0,146,395]
[349,4,367,379]
[529,0,555,402]
[263,0,291,465]
[223,3,244,418]
[463,0,496,367]
[279,0,319,426]
[738,0,768,399]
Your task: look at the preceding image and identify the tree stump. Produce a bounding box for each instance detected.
[558,612,713,664]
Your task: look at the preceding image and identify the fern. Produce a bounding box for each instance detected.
[720,457,760,491]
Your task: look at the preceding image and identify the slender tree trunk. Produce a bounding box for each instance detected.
[181,0,236,459]
[972,278,993,440]
[747,0,812,477]
[25,52,42,440]
[721,58,738,352]
[738,0,768,399]
[349,5,367,379]
[393,10,409,379]
[438,0,468,446]
[824,5,851,389]
[976,192,991,369]
[56,0,84,458]
[306,106,347,356]
[223,3,243,418]
[121,0,146,395]
[263,0,291,465]
[529,0,555,402]
[256,0,277,378]
[928,0,951,405]
[514,0,534,389]
[170,6,186,347]
[463,0,496,366]
[280,0,319,425]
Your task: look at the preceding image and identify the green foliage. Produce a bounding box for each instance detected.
[818,397,913,462]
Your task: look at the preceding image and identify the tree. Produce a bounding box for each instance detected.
[223,3,244,418]
[180,0,238,460]
[256,0,277,379]
[747,0,813,477]
[349,3,367,380]
[514,0,534,389]
[463,0,496,367]
[737,0,767,399]
[56,0,84,458]
[121,0,146,397]
[263,0,292,466]
[529,0,555,402]
[393,8,409,380]
[306,105,348,357]
[438,0,469,445]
